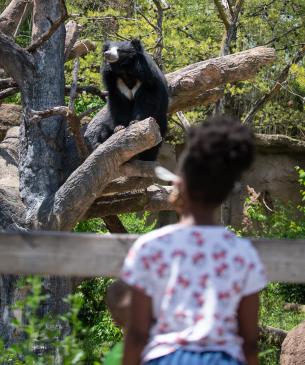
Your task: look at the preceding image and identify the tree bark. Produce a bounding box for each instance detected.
[0,0,31,37]
[0,0,69,346]
[86,185,173,218]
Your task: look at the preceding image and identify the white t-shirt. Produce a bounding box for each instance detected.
[121,224,267,363]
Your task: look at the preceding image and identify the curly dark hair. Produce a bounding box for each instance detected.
[178,115,255,206]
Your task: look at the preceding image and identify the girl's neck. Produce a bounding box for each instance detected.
[180,204,217,226]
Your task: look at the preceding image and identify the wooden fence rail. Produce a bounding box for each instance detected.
[0,231,304,282]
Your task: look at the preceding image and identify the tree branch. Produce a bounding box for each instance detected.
[35,118,162,231]
[27,0,68,52]
[0,31,34,87]
[175,111,191,132]
[66,39,96,61]
[213,0,230,32]
[259,325,287,347]
[0,87,19,100]
[167,46,276,104]
[64,20,80,60]
[30,104,89,161]
[86,184,173,218]
[243,44,305,126]
[119,160,158,178]
[0,78,17,89]
[102,177,155,196]
[65,85,107,100]
[0,0,32,37]
[103,216,127,233]
[69,58,80,113]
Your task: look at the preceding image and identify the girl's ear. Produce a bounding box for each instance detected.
[131,39,143,53]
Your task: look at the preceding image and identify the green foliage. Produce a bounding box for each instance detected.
[0,276,88,365]
[119,211,156,234]
[240,168,305,364]
[74,218,108,234]
[76,278,122,363]
[241,167,305,239]
[259,283,305,364]
[74,212,156,235]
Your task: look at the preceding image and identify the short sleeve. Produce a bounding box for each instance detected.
[120,237,155,297]
[242,242,268,296]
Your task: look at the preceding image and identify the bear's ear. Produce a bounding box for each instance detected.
[103,41,111,52]
[131,39,143,53]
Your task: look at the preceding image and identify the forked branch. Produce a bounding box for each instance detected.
[27,0,68,52]
[0,31,34,87]
[36,118,162,231]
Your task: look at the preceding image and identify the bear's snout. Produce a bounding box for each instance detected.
[104,47,119,63]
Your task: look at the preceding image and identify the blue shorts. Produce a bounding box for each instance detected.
[145,350,244,365]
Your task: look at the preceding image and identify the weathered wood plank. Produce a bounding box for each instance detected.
[0,231,136,277]
[0,232,304,282]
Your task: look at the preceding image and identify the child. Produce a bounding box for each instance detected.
[104,280,131,365]
[121,115,267,365]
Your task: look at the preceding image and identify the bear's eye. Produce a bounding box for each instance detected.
[103,43,110,52]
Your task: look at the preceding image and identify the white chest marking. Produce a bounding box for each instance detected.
[117,78,142,100]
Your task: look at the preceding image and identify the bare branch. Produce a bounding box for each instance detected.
[214,0,244,113]
[13,0,31,38]
[0,78,17,89]
[169,88,224,113]
[65,85,107,100]
[283,303,305,313]
[64,20,80,60]
[119,160,158,178]
[78,106,100,119]
[0,87,19,100]
[66,39,96,61]
[0,0,32,37]
[27,1,68,52]
[243,44,305,125]
[69,58,80,113]
[30,106,89,161]
[136,8,158,32]
[103,216,127,233]
[86,185,173,218]
[152,0,168,69]
[0,31,34,87]
[259,326,287,347]
[213,0,230,32]
[175,111,191,132]
[167,47,276,105]
[102,177,154,196]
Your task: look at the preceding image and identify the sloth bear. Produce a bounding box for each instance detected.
[99,39,169,161]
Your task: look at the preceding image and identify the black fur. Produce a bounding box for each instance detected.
[99,39,169,161]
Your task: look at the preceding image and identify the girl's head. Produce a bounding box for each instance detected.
[176,115,255,211]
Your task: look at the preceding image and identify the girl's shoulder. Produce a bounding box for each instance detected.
[133,223,184,248]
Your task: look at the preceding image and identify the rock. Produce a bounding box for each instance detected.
[280,321,305,364]
[0,104,22,142]
[0,127,20,189]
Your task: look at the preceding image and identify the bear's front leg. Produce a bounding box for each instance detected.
[114,125,126,133]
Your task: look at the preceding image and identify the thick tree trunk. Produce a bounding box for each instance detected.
[0,0,72,346]
[19,1,66,217]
